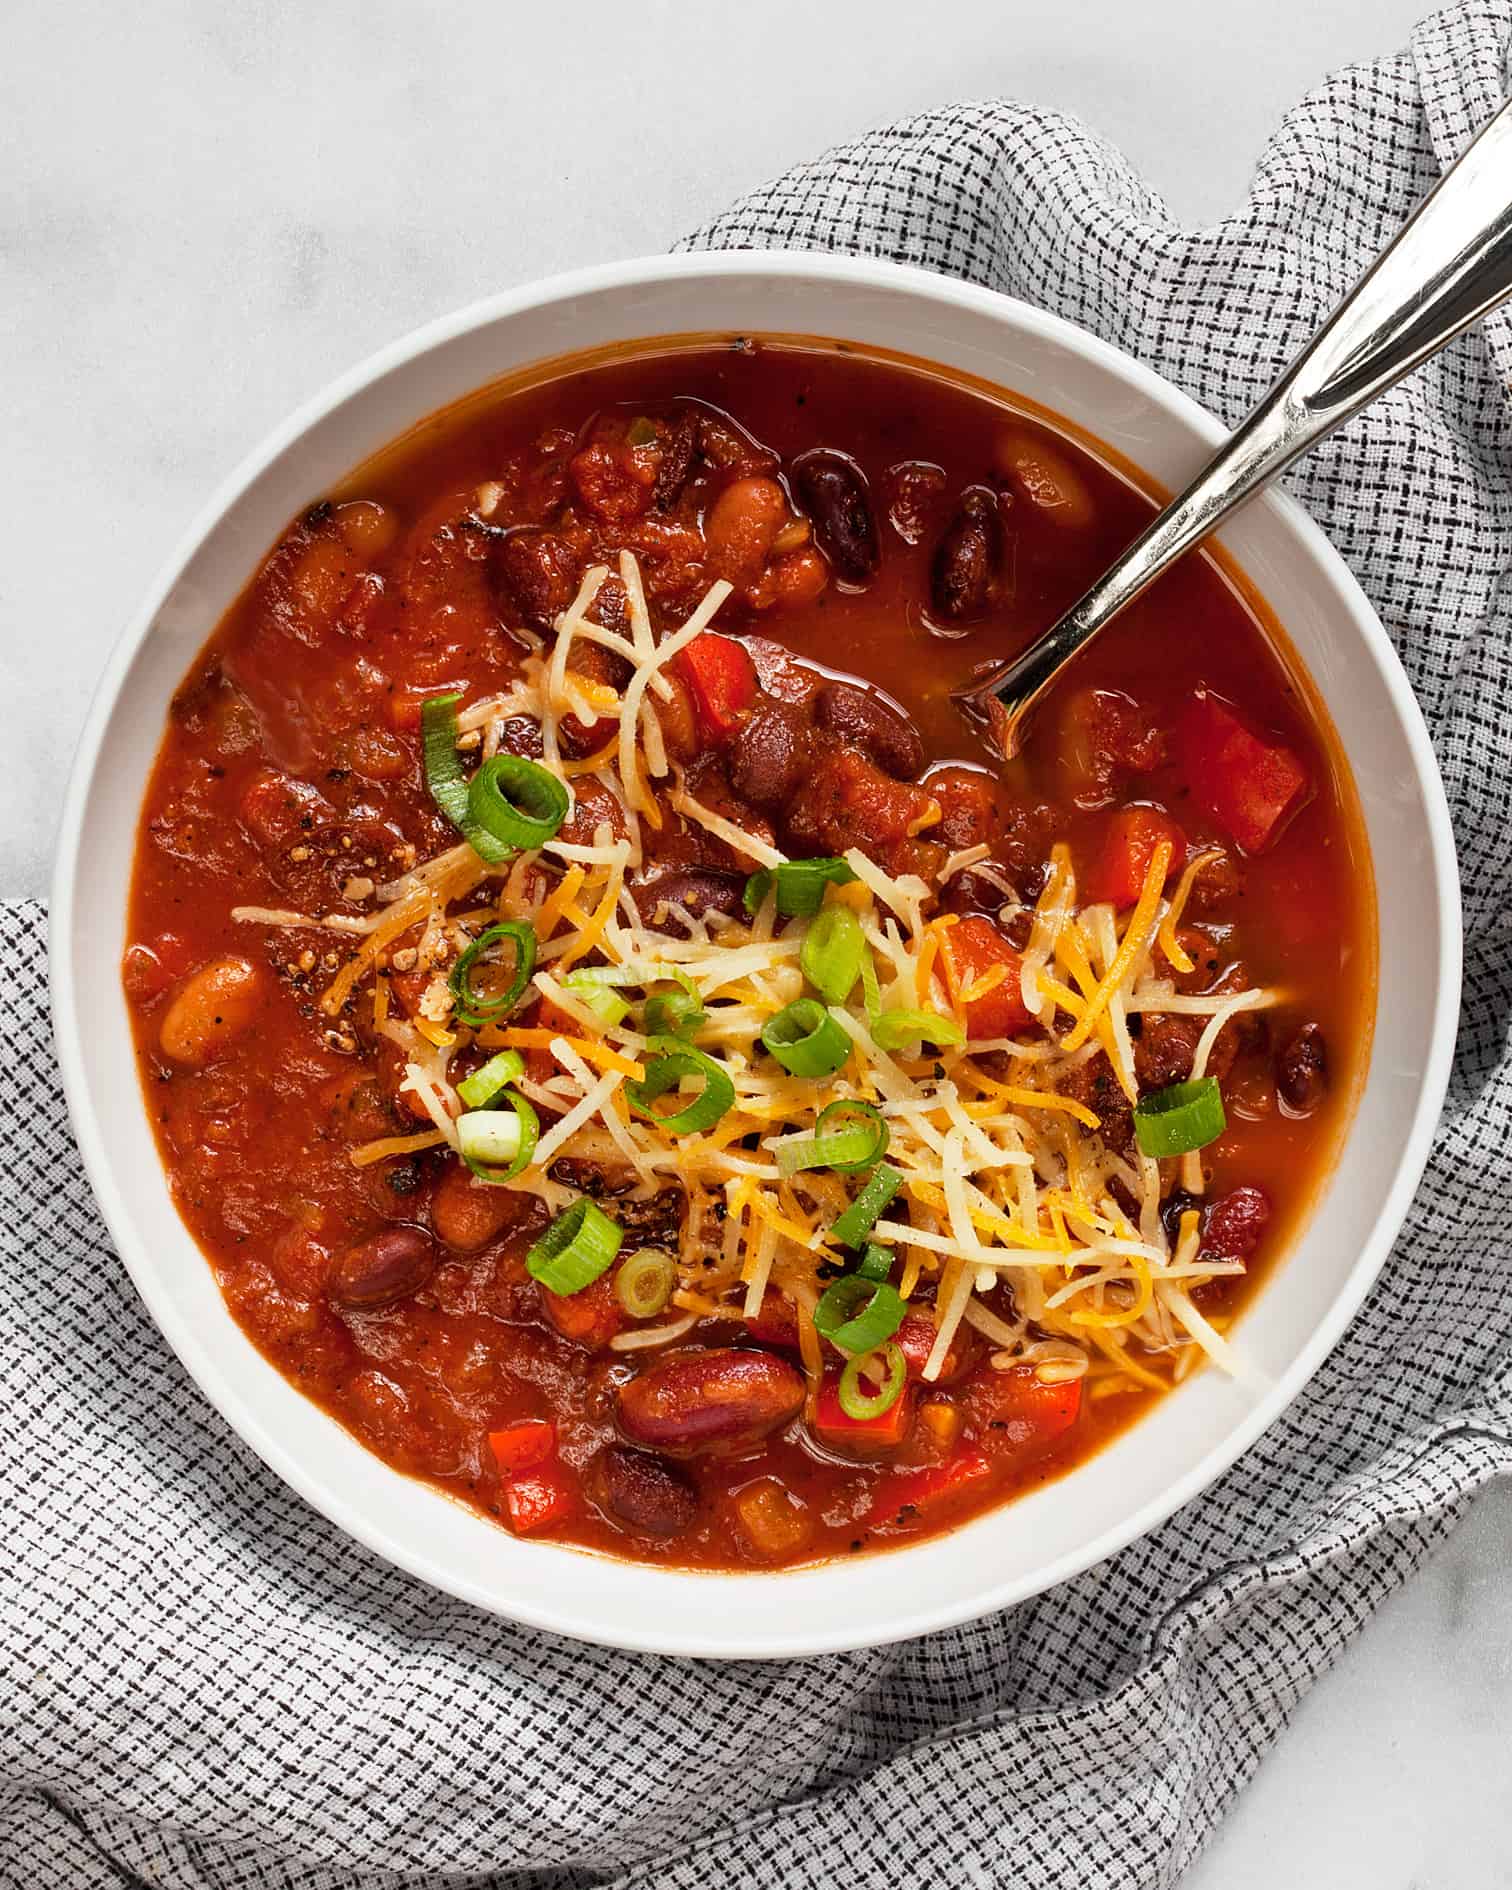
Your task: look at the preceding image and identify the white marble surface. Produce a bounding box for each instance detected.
[10,2,1512,1883]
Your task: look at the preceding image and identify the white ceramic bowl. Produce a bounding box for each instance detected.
[51,253,1460,1658]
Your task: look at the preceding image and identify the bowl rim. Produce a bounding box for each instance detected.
[49,249,1463,1657]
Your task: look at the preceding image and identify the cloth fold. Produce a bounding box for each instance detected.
[5,3,1511,1883]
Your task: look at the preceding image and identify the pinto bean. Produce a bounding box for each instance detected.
[1276,1023,1328,1113]
[704,477,787,590]
[635,868,747,936]
[329,1225,435,1309]
[159,956,265,1067]
[727,702,806,809]
[792,450,879,585]
[814,682,923,781]
[588,1445,698,1537]
[930,488,999,624]
[617,1347,805,1457]
[431,1164,539,1252]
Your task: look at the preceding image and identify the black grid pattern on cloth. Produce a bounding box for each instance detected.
[6,4,1512,1884]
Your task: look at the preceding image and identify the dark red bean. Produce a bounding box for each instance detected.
[727,703,806,809]
[329,1226,436,1310]
[930,488,999,623]
[1276,1023,1328,1113]
[1200,1186,1271,1261]
[635,868,747,936]
[617,1347,805,1457]
[1133,1012,1201,1091]
[653,410,700,509]
[814,682,924,781]
[792,450,879,585]
[588,1445,698,1537]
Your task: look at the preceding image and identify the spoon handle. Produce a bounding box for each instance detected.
[979,96,1512,753]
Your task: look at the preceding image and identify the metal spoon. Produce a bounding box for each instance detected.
[961,97,1512,756]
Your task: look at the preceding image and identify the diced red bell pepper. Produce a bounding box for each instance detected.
[1178,691,1311,855]
[502,1469,575,1536]
[869,1446,992,1525]
[968,1365,1082,1448]
[539,1271,623,1350]
[813,1372,916,1458]
[487,1419,556,1475]
[1084,805,1186,909]
[672,633,757,742]
[939,915,1033,1041]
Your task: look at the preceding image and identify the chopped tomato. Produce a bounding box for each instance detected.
[939,915,1033,1040]
[1084,805,1186,909]
[813,1372,916,1458]
[487,1419,555,1475]
[869,1446,992,1525]
[673,633,757,741]
[502,1469,575,1535]
[539,1272,623,1349]
[967,1364,1082,1447]
[1178,692,1311,854]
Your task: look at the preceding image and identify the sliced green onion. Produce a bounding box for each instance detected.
[422,694,510,865]
[871,1008,967,1054]
[760,998,850,1078]
[458,1091,539,1184]
[526,1198,623,1295]
[467,754,570,852]
[801,903,865,1005]
[1133,1076,1227,1159]
[838,1342,907,1420]
[563,971,632,1027]
[456,1049,525,1109]
[626,1035,736,1135]
[449,921,536,1027]
[772,1099,888,1177]
[856,1241,893,1283]
[814,1274,905,1352]
[614,1248,676,1319]
[830,1162,903,1248]
[643,979,706,1040]
[744,856,856,919]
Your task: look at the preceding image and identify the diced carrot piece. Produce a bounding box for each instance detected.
[869,1446,992,1525]
[1084,805,1186,909]
[502,1470,575,1535]
[813,1372,916,1457]
[487,1419,555,1475]
[1178,691,1311,855]
[672,633,757,741]
[539,1272,623,1349]
[939,914,1033,1040]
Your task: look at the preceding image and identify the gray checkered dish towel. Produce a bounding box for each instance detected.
[7,5,1512,1888]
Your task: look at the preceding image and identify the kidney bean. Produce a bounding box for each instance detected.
[930,488,1000,623]
[1132,1011,1201,1091]
[617,1347,805,1457]
[1200,1186,1271,1261]
[653,410,701,509]
[329,1225,436,1309]
[559,778,628,847]
[159,956,265,1067]
[431,1165,539,1253]
[814,681,923,781]
[792,450,879,584]
[1276,1023,1328,1113]
[656,670,701,763]
[635,868,747,936]
[588,1445,698,1537]
[727,702,806,809]
[237,768,335,851]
